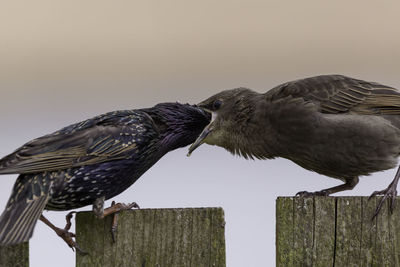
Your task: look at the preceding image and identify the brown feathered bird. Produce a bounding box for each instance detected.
[188,75,400,218]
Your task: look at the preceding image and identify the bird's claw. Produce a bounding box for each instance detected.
[369,186,398,220]
[296,190,329,197]
[110,201,118,243]
[64,211,76,231]
[61,211,87,254]
[54,227,87,254]
[40,212,87,254]
[125,202,140,209]
[107,201,140,243]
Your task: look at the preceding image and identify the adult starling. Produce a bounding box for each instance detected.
[188,75,400,217]
[0,102,210,249]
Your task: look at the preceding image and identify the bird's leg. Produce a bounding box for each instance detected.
[296,177,359,197]
[369,165,400,219]
[92,196,105,218]
[92,197,140,218]
[92,197,140,243]
[110,201,118,242]
[39,213,86,254]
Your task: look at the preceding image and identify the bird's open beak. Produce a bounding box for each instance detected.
[187,122,213,156]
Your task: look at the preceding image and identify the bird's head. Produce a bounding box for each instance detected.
[187,87,257,156]
[146,102,212,151]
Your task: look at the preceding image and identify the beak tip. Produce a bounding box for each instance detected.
[187,124,212,157]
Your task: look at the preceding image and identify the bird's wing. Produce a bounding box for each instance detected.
[0,111,158,174]
[266,75,400,115]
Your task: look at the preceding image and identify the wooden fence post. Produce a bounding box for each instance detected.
[0,243,29,267]
[276,196,400,267]
[75,207,226,267]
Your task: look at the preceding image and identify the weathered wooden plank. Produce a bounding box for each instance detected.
[210,208,226,267]
[276,196,294,267]
[0,242,29,267]
[312,197,335,267]
[114,211,134,266]
[102,214,116,267]
[140,209,156,266]
[389,196,400,267]
[277,196,400,267]
[375,196,396,266]
[173,208,193,266]
[191,208,212,267]
[360,196,377,266]
[76,207,226,267]
[75,212,105,267]
[335,197,362,267]
[293,197,314,266]
[130,209,145,266]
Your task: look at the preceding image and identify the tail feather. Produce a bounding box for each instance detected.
[0,173,51,246]
[0,195,48,245]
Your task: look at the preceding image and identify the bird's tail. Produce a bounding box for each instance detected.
[0,174,51,246]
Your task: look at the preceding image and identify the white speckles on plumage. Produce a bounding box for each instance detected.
[0,102,211,245]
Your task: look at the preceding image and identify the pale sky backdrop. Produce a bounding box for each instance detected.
[1,1,400,266]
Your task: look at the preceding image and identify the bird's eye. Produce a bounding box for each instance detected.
[213,100,222,110]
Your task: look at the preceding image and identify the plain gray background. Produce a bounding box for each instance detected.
[1,1,400,266]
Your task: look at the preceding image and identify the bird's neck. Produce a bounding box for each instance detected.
[211,95,280,159]
[142,104,209,153]
[160,130,190,151]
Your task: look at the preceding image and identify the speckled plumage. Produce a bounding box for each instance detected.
[0,102,210,245]
[188,75,400,215]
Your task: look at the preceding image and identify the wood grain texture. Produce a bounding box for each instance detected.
[76,208,225,267]
[0,242,29,267]
[276,197,400,267]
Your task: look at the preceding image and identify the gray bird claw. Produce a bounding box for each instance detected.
[120,202,140,210]
[296,190,329,197]
[369,186,398,220]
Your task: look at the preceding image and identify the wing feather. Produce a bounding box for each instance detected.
[0,111,157,174]
[266,75,400,115]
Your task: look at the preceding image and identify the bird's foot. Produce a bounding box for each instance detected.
[40,213,86,254]
[53,226,86,254]
[296,190,329,197]
[102,201,140,217]
[103,201,140,243]
[369,185,398,219]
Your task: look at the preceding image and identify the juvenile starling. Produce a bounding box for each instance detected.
[188,75,400,217]
[0,102,210,248]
